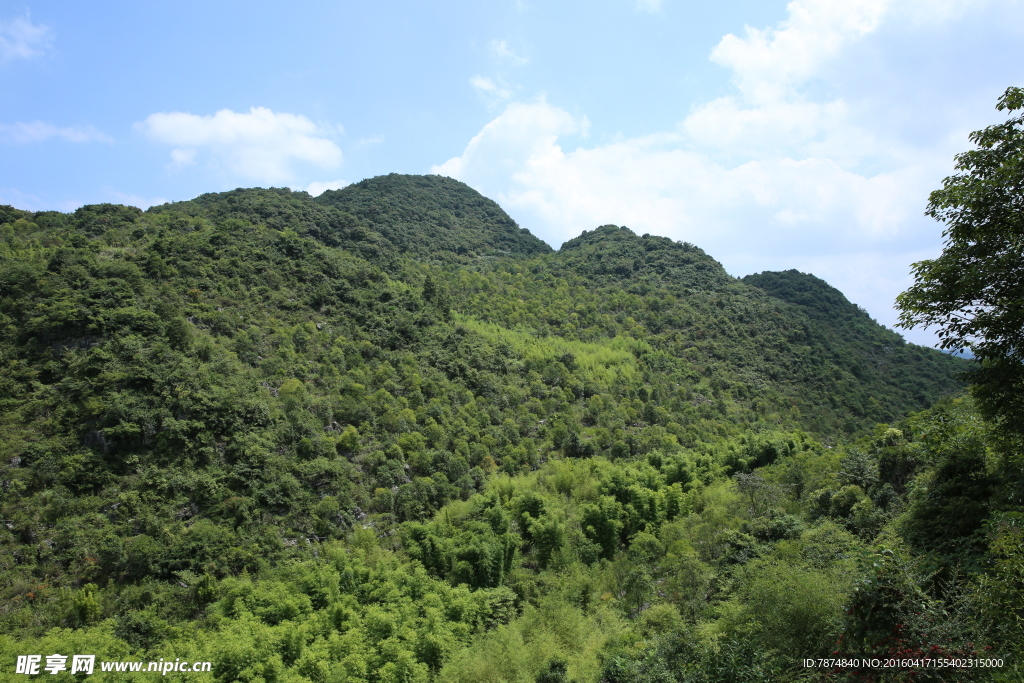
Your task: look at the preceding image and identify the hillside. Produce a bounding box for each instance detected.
[2,180,1012,682]
[452,223,966,435]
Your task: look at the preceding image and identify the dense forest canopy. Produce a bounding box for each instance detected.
[0,169,1019,682]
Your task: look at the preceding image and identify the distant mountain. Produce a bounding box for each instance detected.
[542,228,966,433]
[736,268,964,418]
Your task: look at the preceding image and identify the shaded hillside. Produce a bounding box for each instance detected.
[315,174,553,259]
[743,269,897,348]
[741,269,960,408]
[145,177,552,270]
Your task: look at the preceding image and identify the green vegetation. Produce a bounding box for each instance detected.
[315,174,553,261]
[898,86,1024,437]
[0,156,1019,681]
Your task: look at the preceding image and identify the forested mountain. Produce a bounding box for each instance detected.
[315,174,553,260]
[0,177,1017,682]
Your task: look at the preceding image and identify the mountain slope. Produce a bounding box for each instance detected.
[447,223,967,435]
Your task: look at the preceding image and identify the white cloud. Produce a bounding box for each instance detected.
[682,97,875,165]
[136,107,343,185]
[470,75,513,103]
[490,39,528,65]
[436,0,1012,346]
[432,99,581,191]
[711,0,889,104]
[433,97,929,248]
[442,0,927,248]
[0,121,112,144]
[303,179,350,197]
[0,14,52,62]
[636,0,663,13]
[677,0,987,174]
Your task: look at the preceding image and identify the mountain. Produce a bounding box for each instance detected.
[452,223,966,434]
[555,224,731,289]
[315,173,553,260]
[1,178,998,682]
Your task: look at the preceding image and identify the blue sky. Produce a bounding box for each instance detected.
[2,0,1022,347]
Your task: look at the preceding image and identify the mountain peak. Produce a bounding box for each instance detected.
[556,223,729,289]
[315,174,552,259]
[742,269,872,324]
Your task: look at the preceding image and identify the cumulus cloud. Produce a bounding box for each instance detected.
[440,0,925,246]
[0,121,112,144]
[434,0,1006,345]
[432,99,581,188]
[136,107,343,185]
[437,99,929,248]
[0,14,52,63]
[678,0,901,173]
[711,0,888,103]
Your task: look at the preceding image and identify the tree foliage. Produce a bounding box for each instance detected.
[897,86,1024,433]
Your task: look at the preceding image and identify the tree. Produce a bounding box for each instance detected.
[897,86,1024,432]
[973,517,1024,660]
[535,659,569,683]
